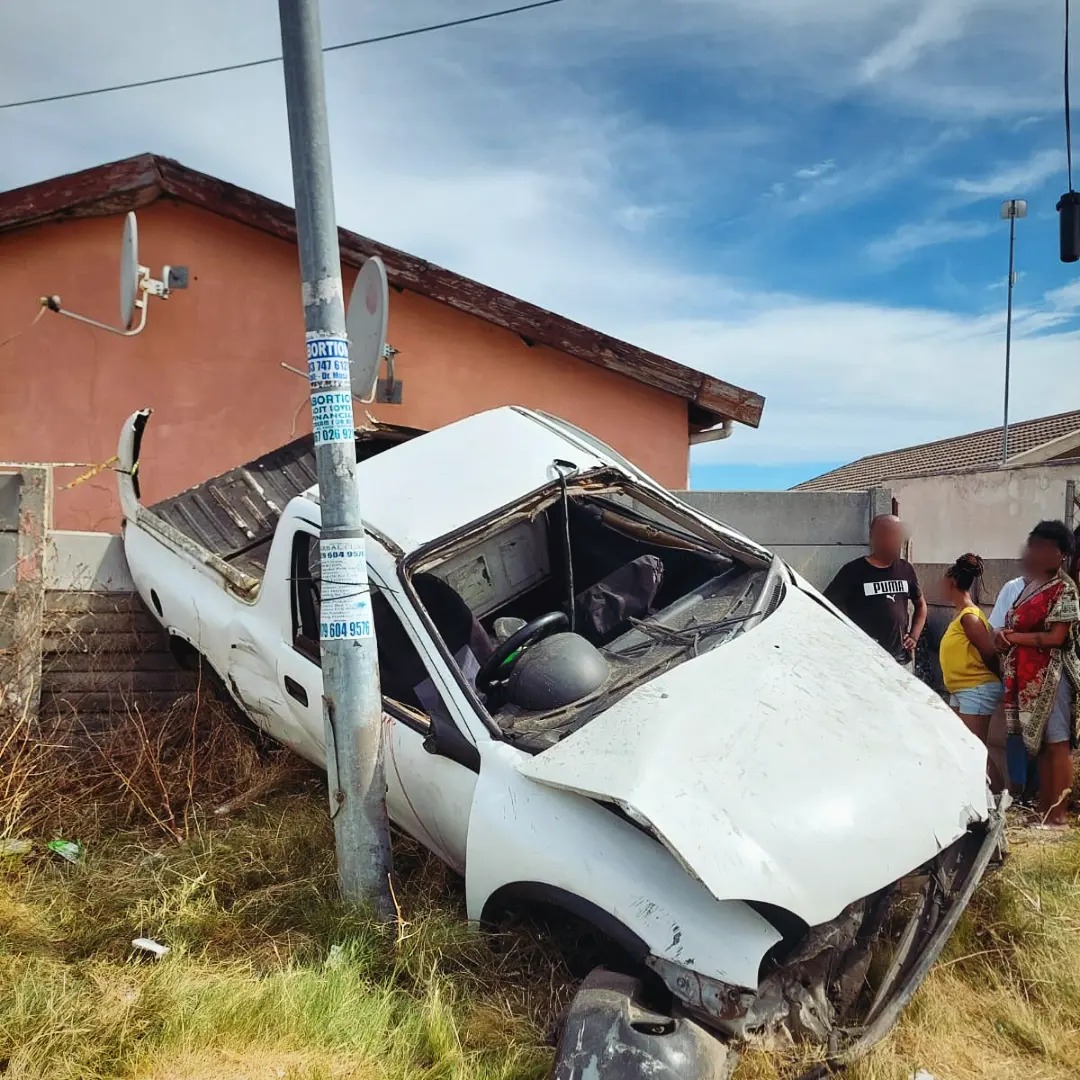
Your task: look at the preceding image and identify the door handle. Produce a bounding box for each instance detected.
[284,675,309,707]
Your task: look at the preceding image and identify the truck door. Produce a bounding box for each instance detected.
[282,530,477,873]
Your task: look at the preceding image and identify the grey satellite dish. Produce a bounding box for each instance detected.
[42,210,186,337]
[120,212,140,330]
[345,256,389,402]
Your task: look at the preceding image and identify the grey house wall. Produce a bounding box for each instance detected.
[676,487,894,590]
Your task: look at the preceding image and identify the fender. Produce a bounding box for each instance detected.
[465,741,781,991]
[480,881,649,965]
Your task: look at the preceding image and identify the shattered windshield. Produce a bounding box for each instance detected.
[407,475,776,750]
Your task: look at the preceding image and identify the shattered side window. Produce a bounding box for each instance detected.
[290,531,448,727]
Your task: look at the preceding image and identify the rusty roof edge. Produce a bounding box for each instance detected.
[0,153,765,429]
[0,154,165,233]
[153,157,765,428]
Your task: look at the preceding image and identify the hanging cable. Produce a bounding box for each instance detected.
[0,302,47,350]
[1067,0,1073,191]
[552,459,577,633]
[0,0,569,112]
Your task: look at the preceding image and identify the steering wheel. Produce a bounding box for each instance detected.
[475,611,570,693]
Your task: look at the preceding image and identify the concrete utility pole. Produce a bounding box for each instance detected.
[278,0,393,917]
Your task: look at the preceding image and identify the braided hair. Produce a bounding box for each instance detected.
[945,552,984,592]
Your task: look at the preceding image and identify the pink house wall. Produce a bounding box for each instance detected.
[0,201,689,531]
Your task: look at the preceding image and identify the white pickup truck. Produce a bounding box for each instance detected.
[117,405,1004,1079]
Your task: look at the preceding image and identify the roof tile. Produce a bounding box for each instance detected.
[795,409,1080,491]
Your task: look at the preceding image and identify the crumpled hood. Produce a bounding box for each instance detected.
[517,582,990,929]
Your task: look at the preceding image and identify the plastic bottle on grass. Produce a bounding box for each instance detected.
[47,839,83,863]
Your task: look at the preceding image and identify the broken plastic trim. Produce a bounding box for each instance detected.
[116,407,151,521]
[552,968,737,1080]
[795,797,1008,1079]
[645,798,1007,1071]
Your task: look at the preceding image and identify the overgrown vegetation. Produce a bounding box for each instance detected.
[0,689,570,1080]
[2,681,1079,1079]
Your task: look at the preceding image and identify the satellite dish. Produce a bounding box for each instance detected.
[42,209,186,338]
[120,212,140,330]
[345,256,389,402]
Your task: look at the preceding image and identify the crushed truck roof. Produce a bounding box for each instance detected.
[150,407,615,571]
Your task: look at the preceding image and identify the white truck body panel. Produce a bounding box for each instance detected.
[117,404,998,1044]
[302,407,612,555]
[519,584,989,928]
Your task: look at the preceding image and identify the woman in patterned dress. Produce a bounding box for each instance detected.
[997,521,1080,828]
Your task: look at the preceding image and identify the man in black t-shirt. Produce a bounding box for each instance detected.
[824,514,926,669]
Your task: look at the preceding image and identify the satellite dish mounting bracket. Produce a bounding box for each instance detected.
[374,345,403,405]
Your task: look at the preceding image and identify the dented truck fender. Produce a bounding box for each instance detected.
[465,742,782,991]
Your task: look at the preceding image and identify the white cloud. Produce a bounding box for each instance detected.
[794,159,836,180]
[987,271,1025,291]
[866,219,995,263]
[776,127,968,218]
[859,1,972,82]
[676,297,1080,468]
[1044,280,1080,311]
[952,148,1066,199]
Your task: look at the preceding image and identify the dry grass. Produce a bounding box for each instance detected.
[0,689,296,842]
[2,633,1080,1079]
[0,670,571,1080]
[0,802,569,1080]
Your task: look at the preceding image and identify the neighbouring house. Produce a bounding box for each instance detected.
[796,410,1080,619]
[796,412,1079,701]
[0,154,764,532]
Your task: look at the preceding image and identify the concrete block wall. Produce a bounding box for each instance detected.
[893,460,1079,562]
[1,467,50,714]
[677,486,894,590]
[39,590,196,721]
[1,469,195,722]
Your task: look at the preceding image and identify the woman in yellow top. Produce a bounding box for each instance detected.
[939,553,1003,788]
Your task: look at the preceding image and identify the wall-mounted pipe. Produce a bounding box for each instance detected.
[689,420,733,445]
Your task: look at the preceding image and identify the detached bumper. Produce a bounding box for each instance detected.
[551,969,736,1080]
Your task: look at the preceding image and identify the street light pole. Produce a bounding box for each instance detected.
[278,0,393,917]
[999,198,1027,465]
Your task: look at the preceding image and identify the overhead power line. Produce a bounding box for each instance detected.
[0,0,568,111]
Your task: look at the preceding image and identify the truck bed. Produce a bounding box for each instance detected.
[148,422,424,580]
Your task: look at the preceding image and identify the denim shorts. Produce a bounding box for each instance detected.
[950,680,1004,715]
[1045,678,1074,744]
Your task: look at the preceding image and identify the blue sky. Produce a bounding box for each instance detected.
[2,0,1079,490]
